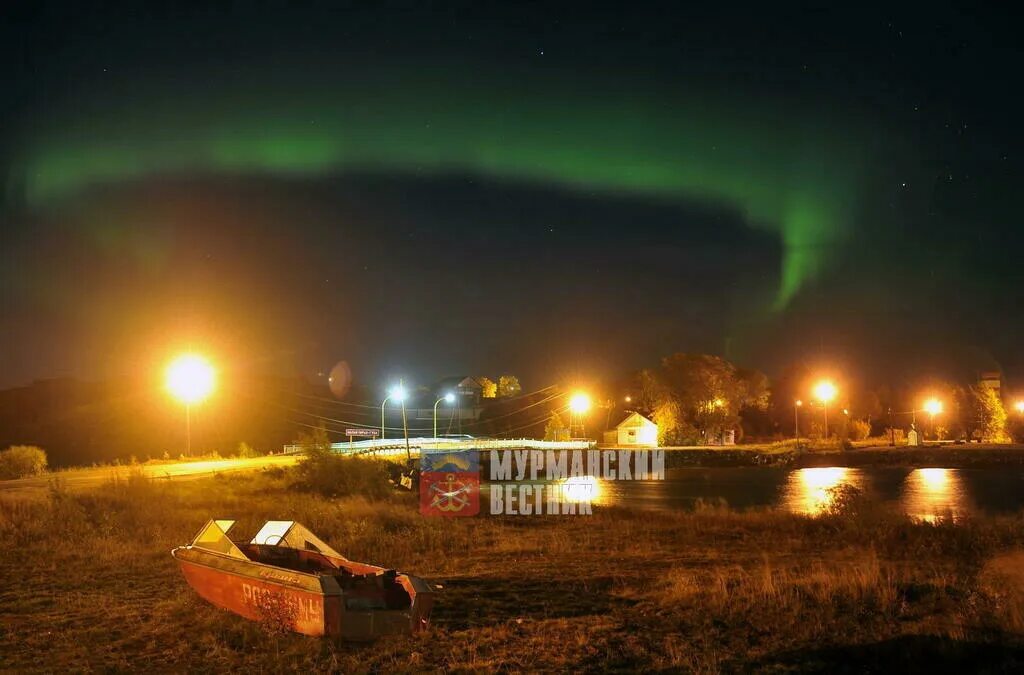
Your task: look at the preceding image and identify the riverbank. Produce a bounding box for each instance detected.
[0,454,299,501]
[3,465,1024,671]
[658,442,1024,469]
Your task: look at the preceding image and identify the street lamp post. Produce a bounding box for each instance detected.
[400,382,410,461]
[568,392,591,439]
[381,382,410,459]
[923,398,943,442]
[794,400,803,442]
[813,380,837,439]
[381,383,406,437]
[165,354,215,457]
[434,392,455,439]
[381,396,392,440]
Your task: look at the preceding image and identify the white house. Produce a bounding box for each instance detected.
[603,412,658,447]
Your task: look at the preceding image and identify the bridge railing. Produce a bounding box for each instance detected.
[282,437,595,456]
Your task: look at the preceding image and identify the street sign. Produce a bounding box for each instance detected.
[346,428,379,437]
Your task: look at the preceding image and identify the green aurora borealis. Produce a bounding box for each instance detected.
[13,73,873,308]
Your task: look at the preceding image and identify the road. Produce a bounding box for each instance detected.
[0,454,301,500]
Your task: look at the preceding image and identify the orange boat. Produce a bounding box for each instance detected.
[172,519,435,640]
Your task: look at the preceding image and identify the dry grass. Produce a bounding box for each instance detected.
[2,467,1024,672]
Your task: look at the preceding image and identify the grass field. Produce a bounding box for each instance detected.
[4,463,1024,672]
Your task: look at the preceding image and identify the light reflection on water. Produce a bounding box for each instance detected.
[901,468,968,523]
[483,465,1013,517]
[558,475,606,505]
[782,467,864,516]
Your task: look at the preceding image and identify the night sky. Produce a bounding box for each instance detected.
[2,3,1022,392]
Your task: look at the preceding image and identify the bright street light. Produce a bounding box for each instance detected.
[569,392,591,414]
[1015,400,1024,414]
[165,353,216,456]
[923,398,943,417]
[166,354,215,405]
[813,380,837,404]
[567,391,591,440]
[389,385,407,402]
[923,397,943,441]
[813,380,838,439]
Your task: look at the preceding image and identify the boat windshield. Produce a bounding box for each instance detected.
[191,519,248,559]
[251,520,293,545]
[250,521,344,558]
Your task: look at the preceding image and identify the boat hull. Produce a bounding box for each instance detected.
[173,546,432,640]
[176,549,332,636]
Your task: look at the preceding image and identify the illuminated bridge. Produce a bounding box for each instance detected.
[282,437,595,456]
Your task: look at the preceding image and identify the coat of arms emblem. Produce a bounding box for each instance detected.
[420,451,479,517]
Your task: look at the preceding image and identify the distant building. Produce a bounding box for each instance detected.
[433,376,483,407]
[408,376,484,430]
[602,412,659,447]
[706,429,736,446]
[979,370,1002,395]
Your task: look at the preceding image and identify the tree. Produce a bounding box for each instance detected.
[1010,412,1024,443]
[497,375,522,398]
[974,386,1009,442]
[735,368,770,411]
[0,445,48,479]
[296,423,332,458]
[850,388,883,426]
[543,411,569,441]
[633,368,666,418]
[477,376,497,399]
[951,385,978,440]
[659,353,768,444]
[848,419,871,441]
[652,401,688,446]
[237,442,259,458]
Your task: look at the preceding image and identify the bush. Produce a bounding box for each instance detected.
[848,419,871,442]
[882,428,906,445]
[237,442,260,458]
[293,454,392,500]
[0,445,48,479]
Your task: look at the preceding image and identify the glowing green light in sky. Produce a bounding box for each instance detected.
[13,74,869,308]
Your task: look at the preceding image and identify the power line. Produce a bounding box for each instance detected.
[457,391,565,428]
[292,391,384,410]
[239,390,407,432]
[246,385,571,439]
[491,404,572,437]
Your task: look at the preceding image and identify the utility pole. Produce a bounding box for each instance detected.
[794,400,802,445]
[400,379,411,461]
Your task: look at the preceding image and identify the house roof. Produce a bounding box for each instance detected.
[434,376,481,391]
[615,411,656,429]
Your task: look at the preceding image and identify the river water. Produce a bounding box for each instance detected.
[486,467,1024,520]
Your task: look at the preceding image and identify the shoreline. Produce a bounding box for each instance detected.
[659,444,1024,469]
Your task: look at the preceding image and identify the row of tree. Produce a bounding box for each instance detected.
[474,375,522,399]
[540,352,1020,445]
[629,354,769,445]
